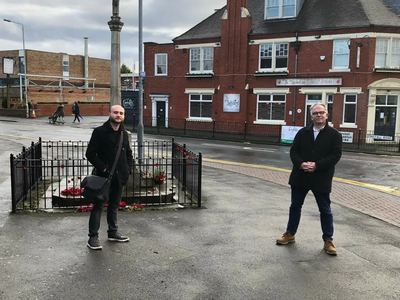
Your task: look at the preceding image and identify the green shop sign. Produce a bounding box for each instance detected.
[0,78,21,86]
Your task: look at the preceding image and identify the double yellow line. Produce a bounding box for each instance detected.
[203,158,400,196]
[2,132,398,196]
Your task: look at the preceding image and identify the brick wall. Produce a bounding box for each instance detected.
[0,49,111,109]
[25,50,110,84]
[35,103,110,116]
[145,25,400,133]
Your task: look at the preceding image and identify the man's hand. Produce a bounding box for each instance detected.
[301,162,316,173]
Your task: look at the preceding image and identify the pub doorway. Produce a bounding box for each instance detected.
[374,95,398,140]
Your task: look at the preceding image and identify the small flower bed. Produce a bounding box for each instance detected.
[153,168,166,184]
[60,177,84,196]
[61,187,84,196]
[76,202,146,212]
[144,164,166,183]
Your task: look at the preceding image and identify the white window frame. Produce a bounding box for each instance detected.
[190,47,213,74]
[259,43,289,72]
[19,56,25,74]
[299,87,338,126]
[332,40,350,70]
[265,0,296,19]
[62,54,69,79]
[189,94,213,120]
[63,61,69,72]
[155,53,168,76]
[375,38,400,69]
[376,94,398,106]
[343,94,357,125]
[256,94,286,121]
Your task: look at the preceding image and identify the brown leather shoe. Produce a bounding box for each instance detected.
[324,239,337,255]
[276,231,295,245]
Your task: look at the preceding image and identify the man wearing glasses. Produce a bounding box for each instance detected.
[276,103,342,255]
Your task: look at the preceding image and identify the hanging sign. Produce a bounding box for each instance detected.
[2,57,14,75]
[223,94,240,112]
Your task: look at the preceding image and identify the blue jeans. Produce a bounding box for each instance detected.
[88,182,123,238]
[287,186,334,241]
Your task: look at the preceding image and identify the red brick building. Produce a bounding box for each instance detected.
[144,0,400,141]
[0,39,111,116]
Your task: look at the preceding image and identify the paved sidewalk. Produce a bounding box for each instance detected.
[2,115,400,229]
[1,116,400,299]
[203,159,400,228]
[1,167,400,300]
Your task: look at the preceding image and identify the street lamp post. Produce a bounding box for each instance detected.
[137,0,144,161]
[3,19,29,118]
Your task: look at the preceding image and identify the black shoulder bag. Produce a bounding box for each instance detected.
[81,131,124,203]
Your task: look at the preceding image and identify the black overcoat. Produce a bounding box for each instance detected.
[73,103,80,114]
[86,120,133,187]
[288,123,342,193]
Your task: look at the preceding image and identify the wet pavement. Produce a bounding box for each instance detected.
[0,116,399,300]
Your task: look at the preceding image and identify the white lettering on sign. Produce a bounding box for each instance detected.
[368,134,393,141]
[340,131,354,143]
[281,126,302,144]
[276,78,342,86]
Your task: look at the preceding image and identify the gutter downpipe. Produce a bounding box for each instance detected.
[293,31,300,126]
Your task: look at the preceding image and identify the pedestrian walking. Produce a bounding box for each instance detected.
[72,102,81,123]
[85,105,133,250]
[276,103,342,255]
[56,104,65,123]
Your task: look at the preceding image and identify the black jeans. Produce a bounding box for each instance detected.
[88,183,123,238]
[73,113,80,122]
[286,186,334,241]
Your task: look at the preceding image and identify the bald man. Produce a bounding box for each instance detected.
[85,105,133,250]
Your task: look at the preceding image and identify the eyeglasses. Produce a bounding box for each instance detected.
[312,111,326,116]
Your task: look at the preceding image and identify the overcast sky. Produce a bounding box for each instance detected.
[0,0,226,72]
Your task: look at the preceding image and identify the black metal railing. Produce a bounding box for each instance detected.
[139,117,284,144]
[10,139,42,213]
[10,138,202,212]
[340,129,400,153]
[172,139,202,208]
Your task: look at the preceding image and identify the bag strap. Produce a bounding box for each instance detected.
[109,131,124,177]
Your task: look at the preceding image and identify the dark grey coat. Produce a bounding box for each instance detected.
[86,120,133,187]
[288,123,342,193]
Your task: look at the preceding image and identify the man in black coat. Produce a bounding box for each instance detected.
[276,103,342,255]
[85,105,133,250]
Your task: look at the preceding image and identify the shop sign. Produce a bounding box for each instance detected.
[340,131,354,143]
[0,78,20,86]
[276,78,342,86]
[281,126,302,144]
[223,94,240,112]
[368,134,393,141]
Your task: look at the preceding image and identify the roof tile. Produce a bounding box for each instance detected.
[174,0,400,42]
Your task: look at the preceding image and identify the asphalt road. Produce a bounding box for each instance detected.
[2,116,400,206]
[0,116,400,300]
[152,135,400,191]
